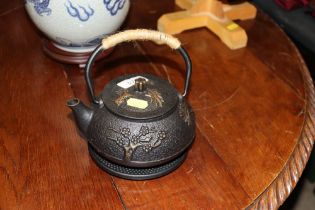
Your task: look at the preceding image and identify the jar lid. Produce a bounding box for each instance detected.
[101,74,179,120]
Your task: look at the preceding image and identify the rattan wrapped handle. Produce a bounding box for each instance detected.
[101,29,181,50]
[85,29,191,105]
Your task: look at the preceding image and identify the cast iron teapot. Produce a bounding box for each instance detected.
[67,29,195,180]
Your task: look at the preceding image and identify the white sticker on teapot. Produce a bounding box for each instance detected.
[127,98,148,109]
[117,76,148,89]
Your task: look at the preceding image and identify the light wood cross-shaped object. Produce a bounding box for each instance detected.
[158,0,257,49]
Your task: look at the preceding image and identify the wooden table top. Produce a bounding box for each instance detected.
[1,1,314,209]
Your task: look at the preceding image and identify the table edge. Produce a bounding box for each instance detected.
[246,29,315,210]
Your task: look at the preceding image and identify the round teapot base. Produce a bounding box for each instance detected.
[88,145,187,180]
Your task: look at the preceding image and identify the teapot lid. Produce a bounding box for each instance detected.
[101,74,179,120]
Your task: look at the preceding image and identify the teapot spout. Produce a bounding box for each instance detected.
[67,98,94,135]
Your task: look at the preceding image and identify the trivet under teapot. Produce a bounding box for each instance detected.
[67,29,195,180]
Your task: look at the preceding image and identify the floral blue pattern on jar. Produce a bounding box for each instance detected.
[55,34,106,47]
[103,0,126,16]
[65,0,94,22]
[25,0,130,52]
[26,0,51,16]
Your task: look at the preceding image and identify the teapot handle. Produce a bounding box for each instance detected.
[85,29,192,105]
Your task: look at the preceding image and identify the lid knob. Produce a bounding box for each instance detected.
[134,78,146,92]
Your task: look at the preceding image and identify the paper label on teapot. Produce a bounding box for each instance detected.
[127,98,148,109]
[117,76,148,89]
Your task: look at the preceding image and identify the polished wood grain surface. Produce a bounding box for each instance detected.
[0,0,23,16]
[1,1,314,209]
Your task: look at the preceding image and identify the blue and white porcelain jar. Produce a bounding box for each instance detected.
[25,0,130,53]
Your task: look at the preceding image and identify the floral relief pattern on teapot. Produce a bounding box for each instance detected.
[106,126,167,161]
